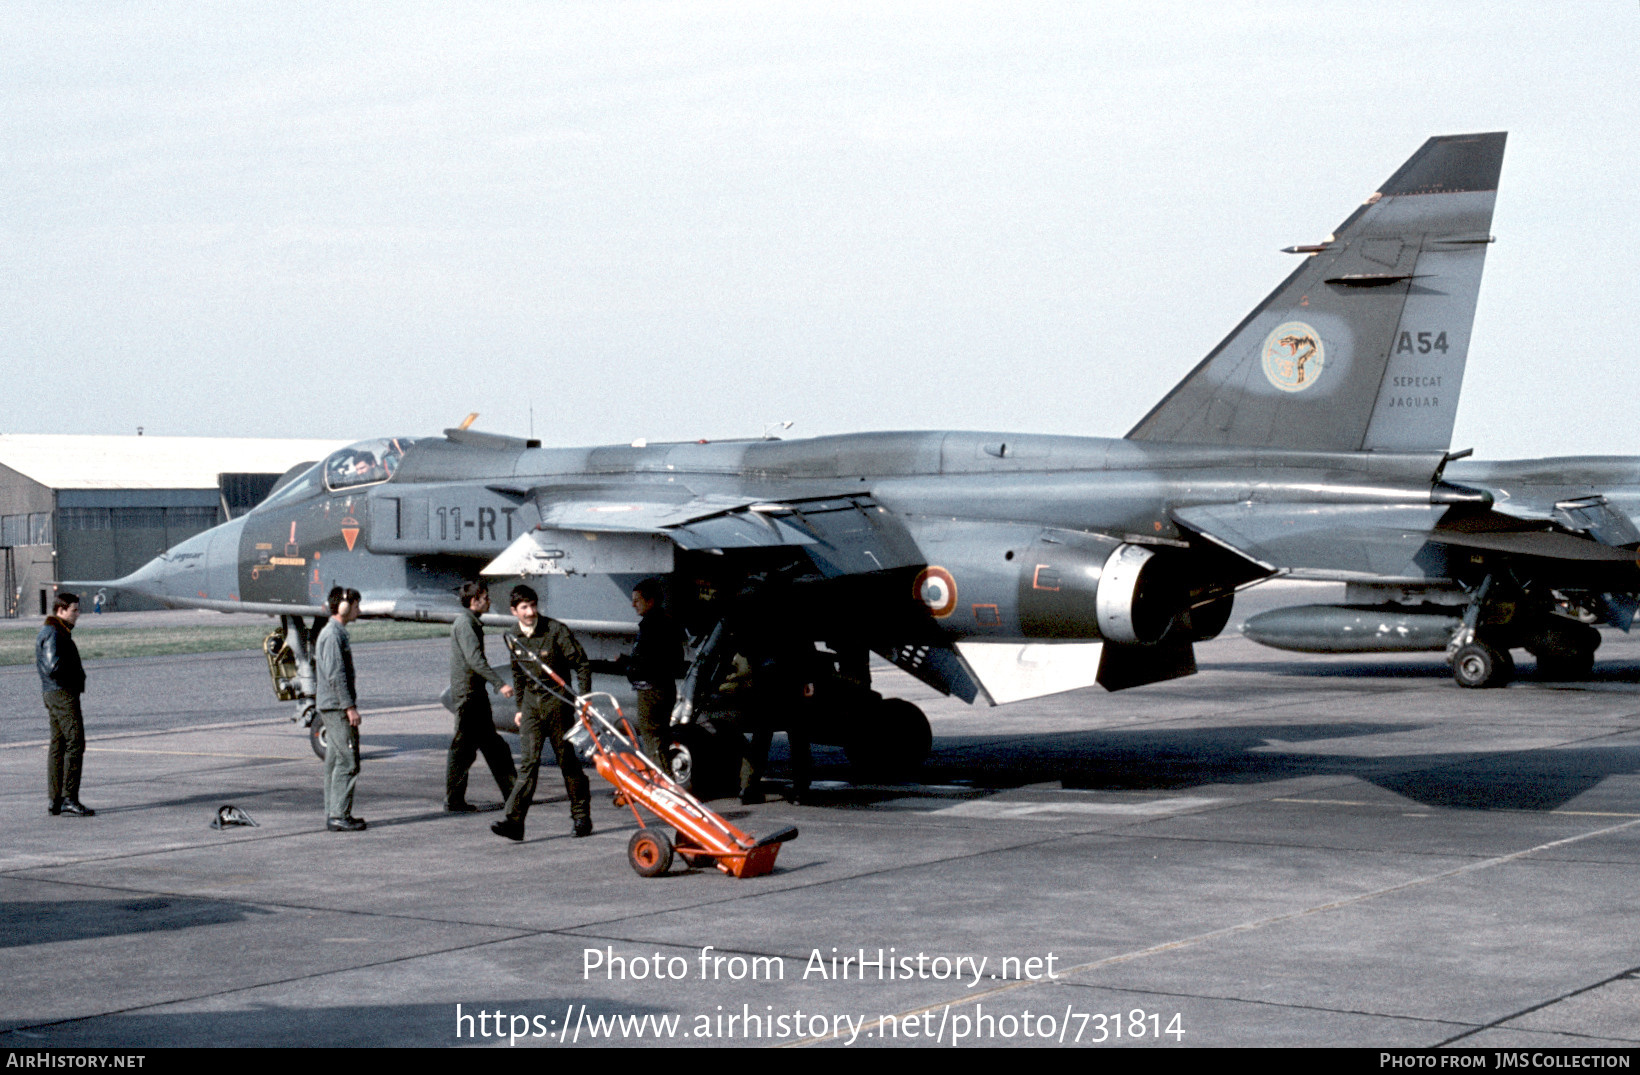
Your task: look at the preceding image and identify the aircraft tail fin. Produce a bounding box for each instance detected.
[1126,132,1505,452]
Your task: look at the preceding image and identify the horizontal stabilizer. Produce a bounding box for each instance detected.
[1175,502,1448,580]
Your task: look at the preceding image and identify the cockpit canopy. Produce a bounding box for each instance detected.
[324,437,415,491]
[255,437,419,513]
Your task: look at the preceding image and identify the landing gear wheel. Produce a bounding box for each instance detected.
[627,829,674,877]
[668,725,735,799]
[1535,652,1595,681]
[1452,642,1514,689]
[1528,620,1600,681]
[309,714,329,760]
[845,698,932,781]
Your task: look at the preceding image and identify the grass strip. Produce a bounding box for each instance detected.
[0,621,448,665]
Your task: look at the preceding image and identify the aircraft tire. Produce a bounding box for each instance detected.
[1452,641,1514,689]
[309,718,329,760]
[1535,652,1595,681]
[668,725,736,800]
[628,829,674,877]
[846,698,931,781]
[1526,620,1600,680]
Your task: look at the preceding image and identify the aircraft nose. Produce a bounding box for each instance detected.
[109,516,247,607]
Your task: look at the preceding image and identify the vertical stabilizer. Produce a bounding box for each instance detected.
[1127,133,1505,452]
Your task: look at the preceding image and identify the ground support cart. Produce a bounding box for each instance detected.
[505,637,798,878]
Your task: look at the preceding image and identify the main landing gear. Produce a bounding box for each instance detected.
[1446,576,1602,689]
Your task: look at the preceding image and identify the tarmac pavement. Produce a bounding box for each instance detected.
[2,582,1638,1048]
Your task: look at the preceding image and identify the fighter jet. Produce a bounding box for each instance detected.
[92,132,1518,778]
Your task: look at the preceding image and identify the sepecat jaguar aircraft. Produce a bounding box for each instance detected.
[89,132,1535,782]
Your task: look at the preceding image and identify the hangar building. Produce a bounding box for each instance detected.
[0,435,345,616]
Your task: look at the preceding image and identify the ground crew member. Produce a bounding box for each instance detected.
[624,578,683,769]
[38,591,91,817]
[316,586,366,832]
[739,628,817,806]
[446,581,516,812]
[491,585,593,841]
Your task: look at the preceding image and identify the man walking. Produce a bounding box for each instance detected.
[491,585,594,841]
[39,592,91,817]
[316,586,366,832]
[447,581,516,812]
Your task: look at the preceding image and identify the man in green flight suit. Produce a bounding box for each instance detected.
[491,584,594,841]
[446,580,516,812]
[315,586,366,831]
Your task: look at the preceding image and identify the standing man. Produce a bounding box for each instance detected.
[739,627,817,806]
[625,578,683,769]
[447,581,516,812]
[39,592,91,817]
[316,586,366,832]
[491,585,593,841]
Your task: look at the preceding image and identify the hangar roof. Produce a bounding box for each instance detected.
[0,435,349,491]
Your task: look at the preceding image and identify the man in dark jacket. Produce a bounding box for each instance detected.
[491,584,593,841]
[446,581,516,812]
[625,578,683,768]
[38,592,91,817]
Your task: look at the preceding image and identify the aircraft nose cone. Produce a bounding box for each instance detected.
[112,516,247,606]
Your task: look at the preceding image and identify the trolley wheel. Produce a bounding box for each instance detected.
[309,714,329,760]
[1452,641,1514,689]
[627,829,674,877]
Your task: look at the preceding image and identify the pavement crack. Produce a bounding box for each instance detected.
[1051,978,1474,1029]
[1436,960,1640,1046]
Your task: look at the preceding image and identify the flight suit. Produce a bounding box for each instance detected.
[315,617,361,821]
[447,608,517,808]
[739,635,817,804]
[503,618,593,826]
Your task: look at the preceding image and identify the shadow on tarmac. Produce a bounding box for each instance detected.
[748,721,1640,814]
[1207,656,1640,684]
[0,896,274,949]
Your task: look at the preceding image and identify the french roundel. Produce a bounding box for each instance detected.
[913,566,958,618]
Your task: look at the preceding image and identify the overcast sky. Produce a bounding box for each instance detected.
[4,2,1637,458]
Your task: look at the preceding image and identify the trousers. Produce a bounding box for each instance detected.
[503,696,590,824]
[634,685,676,773]
[446,694,516,807]
[319,708,360,819]
[44,690,84,804]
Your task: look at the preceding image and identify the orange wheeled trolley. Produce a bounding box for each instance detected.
[505,637,798,878]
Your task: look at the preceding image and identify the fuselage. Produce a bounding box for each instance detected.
[113,429,1453,646]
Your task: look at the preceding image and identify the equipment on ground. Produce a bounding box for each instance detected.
[507,636,797,878]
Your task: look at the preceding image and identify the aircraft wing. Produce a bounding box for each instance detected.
[484,491,923,579]
[1176,497,1638,590]
[1439,480,1640,549]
